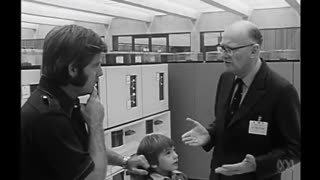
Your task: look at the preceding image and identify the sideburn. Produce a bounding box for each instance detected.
[69,68,88,87]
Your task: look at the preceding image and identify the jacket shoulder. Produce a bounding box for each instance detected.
[24,89,62,113]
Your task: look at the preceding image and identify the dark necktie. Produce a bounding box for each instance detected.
[229,78,244,119]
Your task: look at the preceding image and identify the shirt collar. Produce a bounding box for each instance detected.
[149,171,182,180]
[150,173,170,180]
[237,58,262,88]
[38,75,79,117]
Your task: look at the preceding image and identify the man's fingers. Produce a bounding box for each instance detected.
[129,168,148,175]
[181,134,193,142]
[215,167,239,176]
[221,163,242,170]
[215,167,230,175]
[244,154,254,162]
[131,154,150,170]
[186,117,201,126]
[138,155,150,169]
[181,135,200,146]
[90,87,98,98]
[87,87,100,102]
[185,141,200,146]
[215,167,226,173]
[215,158,255,176]
[181,131,192,139]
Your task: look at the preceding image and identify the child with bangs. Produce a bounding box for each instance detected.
[131,133,188,180]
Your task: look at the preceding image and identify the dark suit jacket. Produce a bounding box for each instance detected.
[203,61,300,180]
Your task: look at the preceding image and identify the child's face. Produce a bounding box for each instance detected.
[156,146,179,174]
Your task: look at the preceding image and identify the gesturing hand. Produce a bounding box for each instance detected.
[181,117,210,146]
[215,154,257,176]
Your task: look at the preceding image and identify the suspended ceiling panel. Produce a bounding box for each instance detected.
[21,0,300,26]
[98,0,166,16]
[239,0,297,9]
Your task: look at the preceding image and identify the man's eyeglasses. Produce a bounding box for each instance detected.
[217,43,255,55]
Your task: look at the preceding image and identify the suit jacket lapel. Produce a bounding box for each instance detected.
[227,62,269,128]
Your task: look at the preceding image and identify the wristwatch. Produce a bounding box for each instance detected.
[122,156,130,169]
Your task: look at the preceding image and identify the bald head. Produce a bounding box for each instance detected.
[223,20,262,46]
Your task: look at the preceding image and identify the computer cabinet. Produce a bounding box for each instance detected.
[104,65,143,128]
[104,64,170,179]
[21,69,41,106]
[141,64,169,117]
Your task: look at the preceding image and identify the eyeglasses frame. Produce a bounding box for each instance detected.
[217,43,256,55]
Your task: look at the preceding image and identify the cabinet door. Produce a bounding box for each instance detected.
[143,111,171,138]
[21,69,41,106]
[153,111,171,138]
[141,64,169,117]
[281,169,294,180]
[292,163,300,180]
[104,120,145,174]
[281,163,300,180]
[105,66,143,128]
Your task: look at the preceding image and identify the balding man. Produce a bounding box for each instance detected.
[182,20,300,180]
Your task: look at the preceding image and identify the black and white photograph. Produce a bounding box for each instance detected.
[21,0,300,180]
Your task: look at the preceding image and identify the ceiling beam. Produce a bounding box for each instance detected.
[22,22,38,29]
[112,0,199,20]
[22,1,112,25]
[26,0,152,22]
[285,0,300,15]
[201,0,252,18]
[22,14,75,26]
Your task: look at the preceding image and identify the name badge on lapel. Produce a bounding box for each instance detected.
[248,116,268,136]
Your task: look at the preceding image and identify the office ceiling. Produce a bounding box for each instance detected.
[21,0,300,29]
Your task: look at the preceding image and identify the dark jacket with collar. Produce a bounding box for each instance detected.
[203,61,300,180]
[21,76,93,180]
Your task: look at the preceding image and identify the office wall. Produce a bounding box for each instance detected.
[21,28,35,39]
[34,25,55,39]
[108,7,300,55]
[168,62,226,179]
